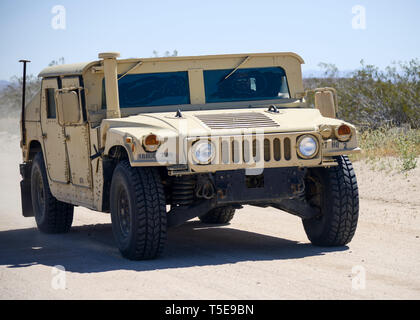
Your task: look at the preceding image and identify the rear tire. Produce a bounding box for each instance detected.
[199,206,236,224]
[31,152,74,234]
[110,161,167,260]
[303,156,359,246]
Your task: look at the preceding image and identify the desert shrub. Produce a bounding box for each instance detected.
[304,59,420,129]
[394,131,418,171]
[354,126,419,171]
[0,58,64,119]
[0,75,41,118]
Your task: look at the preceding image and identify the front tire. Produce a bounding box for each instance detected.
[303,156,359,246]
[110,161,167,260]
[31,152,74,234]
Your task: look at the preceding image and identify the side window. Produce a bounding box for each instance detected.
[46,88,57,119]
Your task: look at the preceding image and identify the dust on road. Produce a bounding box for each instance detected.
[0,124,419,299]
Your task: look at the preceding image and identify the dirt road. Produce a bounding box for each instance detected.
[0,128,419,299]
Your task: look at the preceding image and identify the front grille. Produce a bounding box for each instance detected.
[187,132,322,172]
[219,135,293,164]
[195,112,279,129]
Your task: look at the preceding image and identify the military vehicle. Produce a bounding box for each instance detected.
[19,52,360,260]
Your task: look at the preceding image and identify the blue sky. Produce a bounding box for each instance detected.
[0,0,419,80]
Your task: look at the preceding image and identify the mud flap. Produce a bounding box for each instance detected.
[20,163,34,217]
[20,180,34,217]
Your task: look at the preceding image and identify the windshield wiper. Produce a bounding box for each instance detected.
[221,56,251,82]
[118,61,143,80]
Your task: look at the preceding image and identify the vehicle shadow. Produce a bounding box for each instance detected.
[0,221,348,273]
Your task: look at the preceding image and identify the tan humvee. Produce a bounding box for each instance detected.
[19,52,360,260]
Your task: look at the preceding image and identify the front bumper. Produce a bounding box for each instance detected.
[128,130,360,173]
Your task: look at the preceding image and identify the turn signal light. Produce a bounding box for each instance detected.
[338,125,351,136]
[335,124,352,141]
[144,134,159,146]
[143,134,161,152]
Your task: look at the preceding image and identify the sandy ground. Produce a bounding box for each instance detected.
[0,122,419,300]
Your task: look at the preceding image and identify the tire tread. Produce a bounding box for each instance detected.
[111,161,166,260]
[304,155,359,246]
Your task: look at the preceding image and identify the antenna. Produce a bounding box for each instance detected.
[19,59,31,146]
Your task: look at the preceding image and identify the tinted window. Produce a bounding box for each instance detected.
[117,72,190,108]
[46,88,56,119]
[204,67,290,103]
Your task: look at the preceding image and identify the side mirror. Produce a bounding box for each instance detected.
[56,88,84,126]
[314,87,338,118]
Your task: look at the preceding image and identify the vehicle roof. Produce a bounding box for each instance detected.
[38,62,93,78]
[38,52,305,78]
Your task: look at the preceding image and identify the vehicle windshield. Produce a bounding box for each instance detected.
[103,67,290,109]
[117,71,190,108]
[203,67,290,103]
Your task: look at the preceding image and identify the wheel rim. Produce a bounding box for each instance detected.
[34,169,45,220]
[117,187,131,238]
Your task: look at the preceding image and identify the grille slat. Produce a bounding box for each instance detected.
[196,112,279,129]
[219,136,286,165]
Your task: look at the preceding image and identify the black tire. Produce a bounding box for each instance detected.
[31,152,74,234]
[199,206,236,224]
[110,161,167,260]
[303,155,359,246]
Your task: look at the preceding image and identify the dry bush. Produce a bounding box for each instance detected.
[0,75,40,119]
[351,127,419,171]
[304,59,420,129]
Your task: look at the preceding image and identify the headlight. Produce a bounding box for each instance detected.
[191,140,215,164]
[297,135,319,159]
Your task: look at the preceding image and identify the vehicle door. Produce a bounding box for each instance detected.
[56,77,92,188]
[40,78,69,183]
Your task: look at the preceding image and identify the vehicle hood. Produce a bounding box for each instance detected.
[101,107,349,139]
